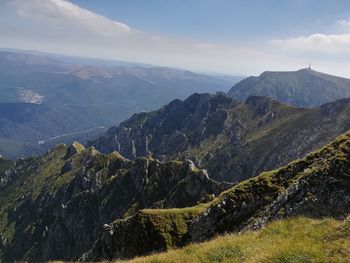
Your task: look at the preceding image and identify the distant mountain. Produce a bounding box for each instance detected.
[227,68,350,107]
[0,142,230,262]
[91,93,350,182]
[84,130,350,261]
[0,51,241,158]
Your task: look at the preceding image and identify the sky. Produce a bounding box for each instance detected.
[1,0,350,77]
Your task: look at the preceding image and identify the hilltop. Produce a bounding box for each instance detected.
[227,68,350,107]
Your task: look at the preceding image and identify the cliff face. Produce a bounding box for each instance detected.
[83,131,350,261]
[91,93,350,182]
[0,142,229,262]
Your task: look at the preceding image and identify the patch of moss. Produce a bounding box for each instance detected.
[137,204,209,248]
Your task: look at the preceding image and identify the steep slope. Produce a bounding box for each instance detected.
[227,68,350,108]
[0,143,229,262]
[119,217,350,263]
[0,51,239,158]
[84,130,350,261]
[92,93,350,182]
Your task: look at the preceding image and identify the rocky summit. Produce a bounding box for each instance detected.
[91,93,350,182]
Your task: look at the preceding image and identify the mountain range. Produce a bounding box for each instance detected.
[1,120,350,261]
[2,61,350,262]
[91,93,350,182]
[0,50,240,158]
[86,130,350,262]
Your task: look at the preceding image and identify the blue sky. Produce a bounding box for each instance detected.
[70,0,350,39]
[1,0,350,76]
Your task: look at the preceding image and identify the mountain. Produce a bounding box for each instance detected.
[0,142,230,262]
[83,130,350,261]
[2,106,350,262]
[91,93,350,182]
[227,68,350,107]
[0,51,241,158]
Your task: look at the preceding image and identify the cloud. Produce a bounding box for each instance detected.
[2,0,289,75]
[1,0,350,77]
[336,18,350,28]
[8,0,131,36]
[271,33,350,54]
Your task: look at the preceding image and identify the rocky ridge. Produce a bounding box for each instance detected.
[83,130,350,261]
[91,93,350,182]
[0,142,229,262]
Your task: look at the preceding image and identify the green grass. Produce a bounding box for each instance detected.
[119,217,350,263]
[111,130,350,263]
[125,204,209,249]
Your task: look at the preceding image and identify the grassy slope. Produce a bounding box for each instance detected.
[0,143,88,244]
[121,216,350,263]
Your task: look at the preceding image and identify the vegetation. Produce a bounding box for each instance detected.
[140,204,209,248]
[93,90,350,183]
[85,130,350,261]
[119,216,350,263]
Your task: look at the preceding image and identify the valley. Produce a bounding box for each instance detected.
[0,50,240,158]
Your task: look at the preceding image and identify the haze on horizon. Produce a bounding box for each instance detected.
[1,0,350,77]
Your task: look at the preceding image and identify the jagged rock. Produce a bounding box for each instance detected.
[60,160,73,174]
[82,131,350,261]
[64,142,85,160]
[0,142,230,262]
[90,93,350,182]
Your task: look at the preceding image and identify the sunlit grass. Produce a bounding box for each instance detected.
[117,217,350,263]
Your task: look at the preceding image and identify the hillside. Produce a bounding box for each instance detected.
[0,51,240,158]
[83,130,350,261]
[91,93,350,182]
[121,217,350,263]
[0,143,229,262]
[227,68,350,108]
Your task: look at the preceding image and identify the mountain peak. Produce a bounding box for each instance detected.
[228,68,350,108]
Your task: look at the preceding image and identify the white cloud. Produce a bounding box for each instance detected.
[8,0,131,36]
[271,33,350,54]
[1,0,350,77]
[336,18,350,28]
[1,0,286,75]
